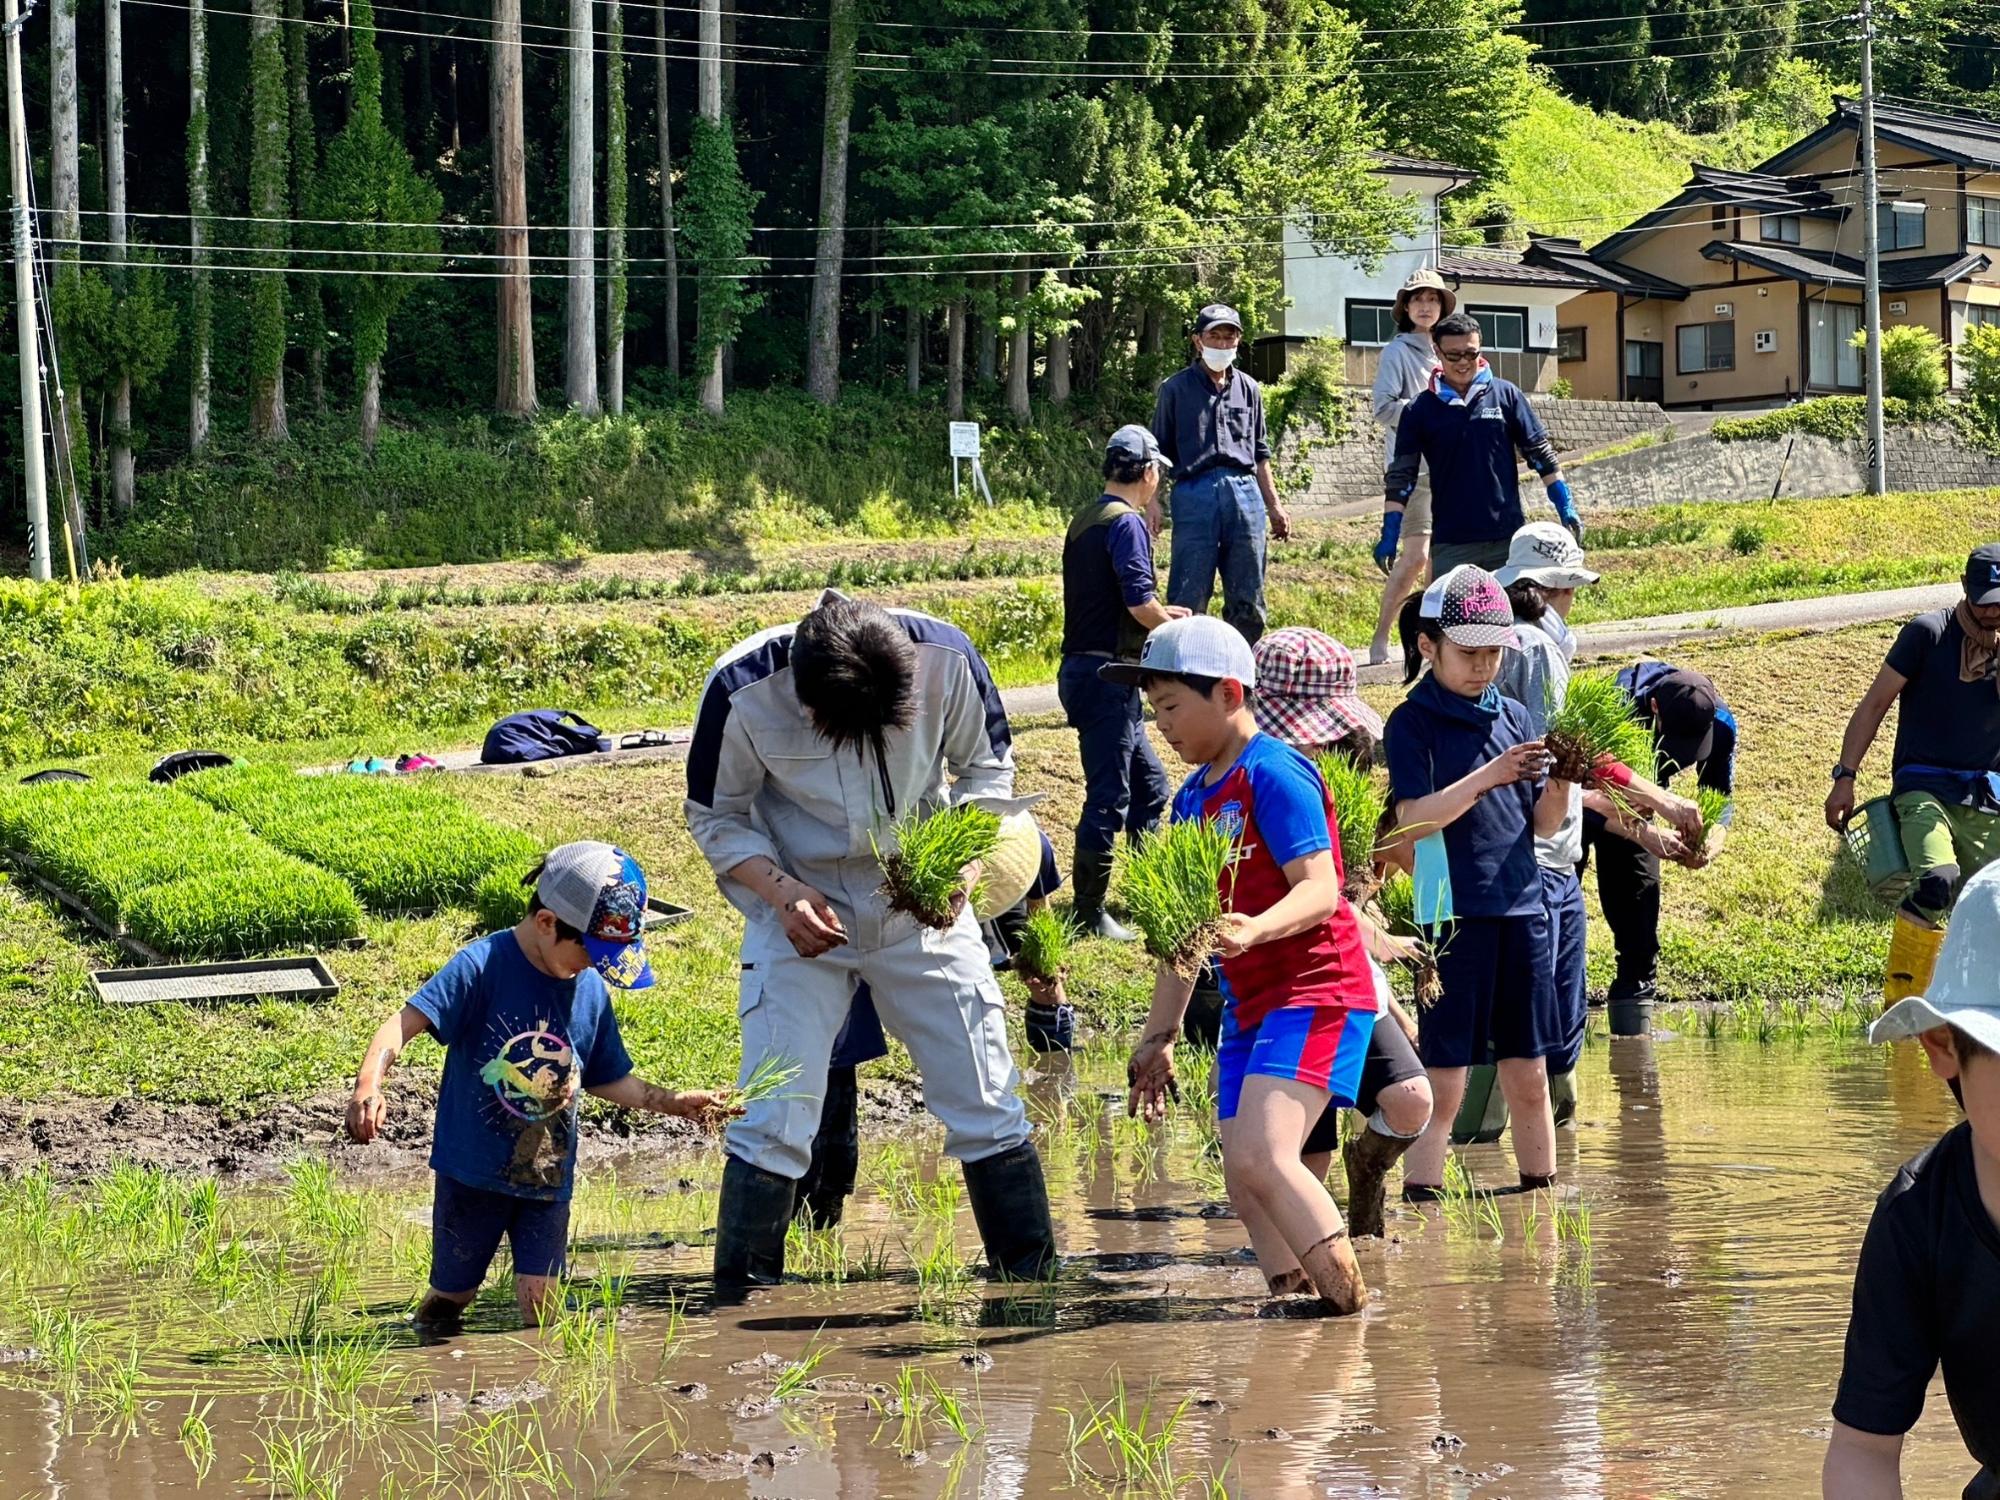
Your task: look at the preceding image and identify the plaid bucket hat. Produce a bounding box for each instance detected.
[1251,627,1384,749]
[1421,565,1520,649]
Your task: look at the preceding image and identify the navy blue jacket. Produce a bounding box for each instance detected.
[1385,367,1561,546]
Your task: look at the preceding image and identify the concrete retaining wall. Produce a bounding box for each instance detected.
[1280,395,1673,510]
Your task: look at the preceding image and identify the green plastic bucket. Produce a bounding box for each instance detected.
[1844,795,1913,904]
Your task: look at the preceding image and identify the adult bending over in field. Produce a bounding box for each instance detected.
[1827,545,2000,1005]
[683,591,1060,1295]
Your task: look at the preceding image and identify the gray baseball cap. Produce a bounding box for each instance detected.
[1873,863,2000,1051]
[1099,614,1256,689]
[1106,424,1162,466]
[537,841,655,989]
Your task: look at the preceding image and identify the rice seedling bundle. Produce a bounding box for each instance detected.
[875,804,1002,929]
[180,766,539,912]
[1541,672,1655,790]
[1116,816,1238,979]
[0,780,362,956]
[1696,785,1731,842]
[1371,872,1442,1007]
[1013,907,1077,983]
[1314,752,1387,902]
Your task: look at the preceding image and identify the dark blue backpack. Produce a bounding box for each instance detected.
[480,709,606,765]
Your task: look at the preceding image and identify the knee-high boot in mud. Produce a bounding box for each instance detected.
[1885,911,1947,1006]
[1299,1229,1368,1315]
[714,1154,797,1299]
[1072,845,1136,943]
[962,1141,1061,1281]
[1342,1123,1417,1239]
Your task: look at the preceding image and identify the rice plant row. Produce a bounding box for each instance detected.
[0,780,362,957]
[177,765,541,914]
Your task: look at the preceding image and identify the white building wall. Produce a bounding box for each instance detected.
[1281,172,1445,341]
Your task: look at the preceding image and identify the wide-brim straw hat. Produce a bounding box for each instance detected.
[1873,863,2000,1051]
[1392,267,1457,324]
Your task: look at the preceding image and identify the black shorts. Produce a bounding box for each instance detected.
[1419,911,1559,1069]
[1302,1012,1425,1156]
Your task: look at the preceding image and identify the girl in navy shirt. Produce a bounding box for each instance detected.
[1384,566,1574,1198]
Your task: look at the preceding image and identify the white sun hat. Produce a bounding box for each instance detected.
[1872,863,2000,1051]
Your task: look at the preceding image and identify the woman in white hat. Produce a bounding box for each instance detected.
[1366,268,1454,666]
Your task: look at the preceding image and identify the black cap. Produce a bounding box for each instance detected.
[1966,544,2000,606]
[1193,303,1243,335]
[1648,670,1721,774]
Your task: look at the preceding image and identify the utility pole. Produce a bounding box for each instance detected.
[696,0,722,415]
[1860,0,1887,495]
[3,0,52,581]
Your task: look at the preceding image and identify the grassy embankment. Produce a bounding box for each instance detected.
[0,605,1920,1113]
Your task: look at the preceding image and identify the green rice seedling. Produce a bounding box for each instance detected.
[1315,752,1387,901]
[85,1340,149,1437]
[771,1338,831,1401]
[914,1228,972,1316]
[1696,785,1732,845]
[1555,1196,1594,1250]
[1014,906,1077,984]
[1474,1189,1506,1241]
[1700,1005,1725,1041]
[786,1221,851,1285]
[253,1421,350,1500]
[1378,871,1416,933]
[28,1303,102,1403]
[737,1054,806,1108]
[926,1373,979,1443]
[875,804,1002,928]
[179,1397,217,1481]
[285,1158,367,1245]
[1116,817,1238,978]
[909,1174,963,1225]
[875,1363,933,1453]
[472,858,541,932]
[1542,672,1656,806]
[1061,1371,1192,1496]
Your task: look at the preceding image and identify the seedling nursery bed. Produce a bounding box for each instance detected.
[88,956,341,1007]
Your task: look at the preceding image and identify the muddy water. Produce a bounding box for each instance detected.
[0,1035,1978,1499]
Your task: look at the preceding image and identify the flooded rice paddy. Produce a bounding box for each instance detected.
[0,1033,1975,1498]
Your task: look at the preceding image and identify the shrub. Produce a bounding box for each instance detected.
[0,780,362,956]
[1961,324,2000,442]
[1549,377,1575,400]
[1851,324,1948,404]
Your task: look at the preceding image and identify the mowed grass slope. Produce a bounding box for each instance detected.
[0,620,1907,1109]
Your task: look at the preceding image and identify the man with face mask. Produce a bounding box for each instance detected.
[1148,303,1291,646]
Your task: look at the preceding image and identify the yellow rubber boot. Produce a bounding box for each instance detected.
[1884,912,1947,1006]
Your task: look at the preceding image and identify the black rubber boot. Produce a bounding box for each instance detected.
[713,1154,796,1300]
[793,1068,859,1228]
[1071,847,1137,942]
[1607,978,1657,1038]
[962,1141,1060,1282]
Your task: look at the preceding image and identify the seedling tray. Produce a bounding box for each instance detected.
[644,898,693,931]
[89,956,341,1007]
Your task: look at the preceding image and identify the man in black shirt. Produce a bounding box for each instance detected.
[1827,545,2000,1004]
[1056,425,1188,938]
[1827,862,2000,1500]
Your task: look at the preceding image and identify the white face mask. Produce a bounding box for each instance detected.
[1201,345,1238,373]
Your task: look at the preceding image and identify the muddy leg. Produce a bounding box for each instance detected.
[515,1274,564,1327]
[1298,1229,1368,1316]
[1401,1065,1467,1194]
[415,1288,474,1327]
[1227,1077,1362,1311]
[1220,1114,1304,1286]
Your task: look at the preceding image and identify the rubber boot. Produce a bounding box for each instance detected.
[1298,1230,1368,1316]
[1072,846,1136,943]
[1548,1068,1578,1129]
[713,1154,797,1299]
[962,1141,1060,1282]
[1885,911,1946,1006]
[1450,1064,1509,1145]
[793,1068,859,1228]
[1342,1125,1415,1238]
[1608,978,1656,1038]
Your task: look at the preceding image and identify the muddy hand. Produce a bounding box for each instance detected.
[345,1090,387,1144]
[1126,1038,1179,1122]
[682,1090,746,1131]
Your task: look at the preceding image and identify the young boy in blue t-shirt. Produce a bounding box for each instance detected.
[345,841,735,1325]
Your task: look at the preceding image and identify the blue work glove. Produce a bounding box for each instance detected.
[1548,479,1583,543]
[1373,509,1404,575]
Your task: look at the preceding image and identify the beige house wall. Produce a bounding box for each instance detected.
[1554,292,1624,400]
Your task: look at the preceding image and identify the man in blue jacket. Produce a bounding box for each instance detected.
[1377,311,1581,578]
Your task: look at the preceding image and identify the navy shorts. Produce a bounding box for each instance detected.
[1419,911,1559,1069]
[430,1172,571,1294]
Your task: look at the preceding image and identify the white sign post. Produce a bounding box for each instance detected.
[948,421,994,505]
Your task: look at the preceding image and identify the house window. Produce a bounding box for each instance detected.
[1970,195,2000,247]
[1556,326,1587,362]
[1877,201,1925,250]
[1347,301,1396,347]
[1969,305,2000,329]
[1810,302,1864,388]
[1467,306,1527,352]
[1761,214,1802,244]
[1677,321,1735,373]
[1625,341,1663,380]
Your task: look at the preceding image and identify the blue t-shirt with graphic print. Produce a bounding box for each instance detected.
[409,930,634,1201]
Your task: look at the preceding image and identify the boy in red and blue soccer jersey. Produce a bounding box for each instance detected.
[1116,616,1380,1314]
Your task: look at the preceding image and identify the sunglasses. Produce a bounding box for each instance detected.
[1437,348,1482,365]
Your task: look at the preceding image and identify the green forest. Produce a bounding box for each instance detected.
[4,0,1998,570]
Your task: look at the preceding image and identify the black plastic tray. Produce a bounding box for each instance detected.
[89,956,341,1006]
